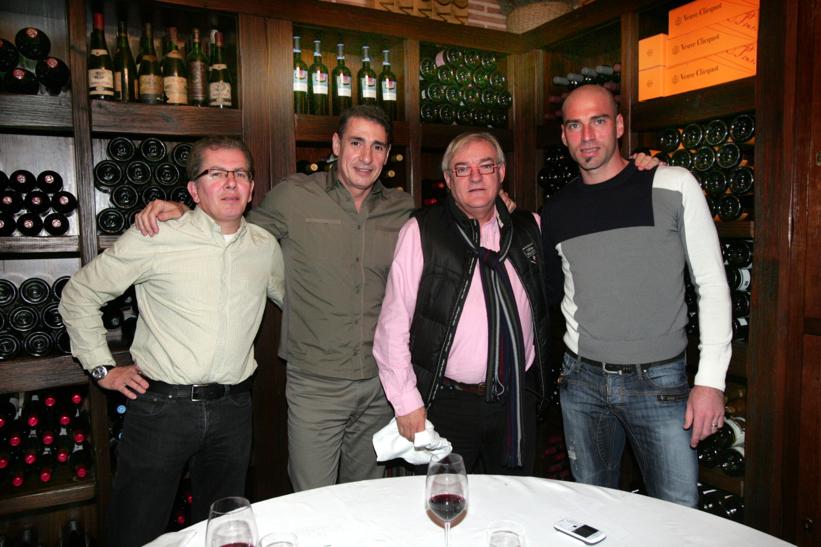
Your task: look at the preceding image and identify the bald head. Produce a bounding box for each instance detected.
[561,84,619,120]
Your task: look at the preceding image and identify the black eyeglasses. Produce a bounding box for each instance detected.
[194,168,253,183]
[449,162,502,178]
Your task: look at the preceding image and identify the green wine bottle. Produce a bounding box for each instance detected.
[161,27,187,105]
[308,39,329,115]
[208,31,232,108]
[293,35,308,114]
[87,12,114,100]
[187,28,208,106]
[331,42,352,115]
[357,45,377,106]
[113,21,136,102]
[378,49,398,120]
[137,23,162,104]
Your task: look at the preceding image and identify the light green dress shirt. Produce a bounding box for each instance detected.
[59,207,285,385]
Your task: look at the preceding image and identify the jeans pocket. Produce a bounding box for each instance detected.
[226,391,251,408]
[127,393,170,418]
[640,360,690,401]
[558,352,579,389]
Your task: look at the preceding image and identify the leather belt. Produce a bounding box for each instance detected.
[441,376,487,397]
[146,376,252,401]
[566,349,686,374]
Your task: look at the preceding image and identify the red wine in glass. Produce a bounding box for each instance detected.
[428,493,467,521]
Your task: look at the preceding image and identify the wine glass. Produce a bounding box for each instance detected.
[205,496,259,547]
[426,453,468,547]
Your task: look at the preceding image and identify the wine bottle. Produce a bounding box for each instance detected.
[54,329,72,354]
[731,290,751,318]
[0,396,17,430]
[139,137,167,163]
[1,189,23,215]
[455,106,473,126]
[36,449,56,483]
[61,520,90,547]
[22,393,46,428]
[208,31,232,109]
[3,67,39,94]
[419,57,437,82]
[183,28,208,106]
[718,446,745,477]
[107,136,136,162]
[726,267,751,291]
[717,493,745,522]
[113,21,137,102]
[16,213,43,236]
[0,331,20,359]
[24,330,54,357]
[9,305,39,335]
[656,127,681,153]
[692,146,716,172]
[435,47,463,67]
[716,142,753,170]
[88,13,115,100]
[490,71,507,91]
[23,190,50,215]
[20,277,50,306]
[97,208,126,235]
[161,27,187,105]
[171,142,193,168]
[35,56,70,95]
[0,170,8,191]
[670,148,694,171]
[444,85,461,106]
[308,38,329,115]
[43,213,69,236]
[9,170,36,194]
[0,212,15,236]
[292,35,309,114]
[454,65,472,87]
[436,103,456,125]
[378,49,398,120]
[729,166,754,195]
[170,187,194,208]
[729,113,755,143]
[41,302,64,330]
[153,163,180,187]
[69,442,92,479]
[725,240,753,269]
[331,42,352,115]
[36,170,63,193]
[141,185,167,206]
[0,278,18,306]
[357,45,378,106]
[15,27,51,69]
[732,316,749,341]
[51,276,70,302]
[51,191,78,216]
[717,193,754,222]
[435,64,455,86]
[137,22,163,105]
[93,160,123,192]
[704,118,729,146]
[7,460,26,488]
[480,51,497,71]
[0,38,19,73]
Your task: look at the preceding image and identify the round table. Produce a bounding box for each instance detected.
[155,475,791,546]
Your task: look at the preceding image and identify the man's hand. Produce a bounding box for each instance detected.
[683,385,725,448]
[396,406,427,442]
[98,364,149,400]
[134,200,188,237]
[499,189,517,213]
[632,152,663,171]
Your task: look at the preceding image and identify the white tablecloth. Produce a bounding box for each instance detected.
[155,475,790,547]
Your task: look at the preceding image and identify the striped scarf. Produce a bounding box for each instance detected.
[456,220,526,467]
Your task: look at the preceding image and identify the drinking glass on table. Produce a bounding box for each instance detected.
[205,496,259,547]
[426,453,468,547]
[257,532,298,547]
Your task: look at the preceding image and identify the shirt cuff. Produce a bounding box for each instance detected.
[693,348,731,392]
[391,388,425,417]
[77,347,117,372]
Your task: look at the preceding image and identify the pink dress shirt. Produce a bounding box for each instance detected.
[373,213,538,417]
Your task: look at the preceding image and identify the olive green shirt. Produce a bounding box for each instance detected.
[59,208,285,385]
[247,168,414,380]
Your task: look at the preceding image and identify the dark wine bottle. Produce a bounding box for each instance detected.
[378,49,398,120]
[2,67,39,94]
[88,12,115,99]
[169,187,194,207]
[51,191,78,216]
[670,148,694,170]
[419,56,437,81]
[208,31,232,108]
[718,446,745,477]
[23,190,50,215]
[9,305,39,335]
[51,276,70,301]
[125,160,152,186]
[1,189,23,215]
[0,278,18,306]
[61,519,90,547]
[139,137,167,163]
[107,136,136,162]
[357,45,378,106]
[36,170,63,193]
[35,56,70,95]
[137,22,163,105]
[292,35,308,114]
[15,27,51,69]
[692,146,716,172]
[94,160,123,192]
[0,170,8,191]
[435,47,463,67]
[731,290,751,317]
[141,185,167,206]
[43,213,70,236]
[716,142,753,170]
[54,328,71,354]
[725,240,753,269]
[308,38,329,115]
[728,166,754,195]
[681,123,704,149]
[22,393,45,428]
[153,163,180,187]
[41,302,64,330]
[0,38,19,73]
[24,330,54,357]
[9,170,36,194]
[36,449,56,483]
[716,194,754,222]
[0,212,15,236]
[656,127,681,153]
[161,27,188,105]
[732,317,749,341]
[97,208,126,235]
[20,277,50,306]
[704,118,729,146]
[110,184,139,210]
[16,212,43,236]
[726,267,751,291]
[187,28,208,106]
[69,442,92,479]
[490,71,507,91]
[330,42,352,116]
[171,143,193,168]
[729,113,755,143]
[0,332,21,360]
[7,460,26,488]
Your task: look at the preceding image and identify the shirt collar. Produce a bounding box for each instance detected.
[189,206,248,240]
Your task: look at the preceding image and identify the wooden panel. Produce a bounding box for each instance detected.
[631,79,755,132]
[699,466,744,497]
[510,50,540,212]
[267,18,297,185]
[91,101,243,137]
[0,355,87,394]
[620,11,639,157]
[0,236,80,254]
[797,335,821,545]
[404,38,422,205]
[296,115,411,147]
[716,222,755,239]
[160,0,525,53]
[0,481,95,516]
[0,95,73,133]
[807,319,821,336]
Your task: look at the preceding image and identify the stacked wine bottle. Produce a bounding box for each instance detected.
[0,276,72,360]
[537,145,578,201]
[0,169,77,237]
[546,64,621,120]
[95,137,195,235]
[0,27,70,95]
[419,46,511,128]
[698,483,744,523]
[653,112,756,222]
[0,518,92,547]
[0,387,94,493]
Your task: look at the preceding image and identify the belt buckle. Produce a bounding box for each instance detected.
[602,362,622,375]
[190,384,210,401]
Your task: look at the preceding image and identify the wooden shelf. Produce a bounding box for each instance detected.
[91,101,242,137]
[421,123,513,150]
[295,114,410,146]
[631,78,755,132]
[715,221,754,239]
[0,477,95,516]
[0,236,80,255]
[0,348,132,394]
[699,465,744,497]
[0,93,73,133]
[97,235,118,250]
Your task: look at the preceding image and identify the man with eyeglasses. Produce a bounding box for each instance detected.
[59,136,285,547]
[373,131,549,475]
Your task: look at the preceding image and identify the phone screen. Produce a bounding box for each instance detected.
[575,525,599,538]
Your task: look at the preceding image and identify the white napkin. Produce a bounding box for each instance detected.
[372,418,452,465]
[142,530,195,547]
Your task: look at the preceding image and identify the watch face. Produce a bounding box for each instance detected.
[92,366,108,380]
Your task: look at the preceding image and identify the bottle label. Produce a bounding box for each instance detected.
[189,60,208,101]
[164,76,188,104]
[293,67,308,92]
[166,50,184,60]
[90,49,109,57]
[736,269,751,291]
[139,74,163,97]
[381,79,397,101]
[212,63,227,71]
[88,68,114,95]
[335,74,352,97]
[311,71,329,95]
[209,82,232,106]
[361,75,377,98]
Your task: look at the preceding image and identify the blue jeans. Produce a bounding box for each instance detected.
[106,390,253,547]
[559,352,698,507]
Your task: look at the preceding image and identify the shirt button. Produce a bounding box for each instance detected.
[355,257,360,262]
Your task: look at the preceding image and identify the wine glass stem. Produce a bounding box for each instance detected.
[444,520,451,547]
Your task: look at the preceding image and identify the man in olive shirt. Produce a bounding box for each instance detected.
[136,106,414,491]
[60,137,285,547]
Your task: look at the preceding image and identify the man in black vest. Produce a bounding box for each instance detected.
[373,132,549,474]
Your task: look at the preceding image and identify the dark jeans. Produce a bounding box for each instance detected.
[106,390,253,547]
[417,384,538,476]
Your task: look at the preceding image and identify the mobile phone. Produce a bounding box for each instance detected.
[553,518,606,544]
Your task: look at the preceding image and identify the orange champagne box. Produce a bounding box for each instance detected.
[638,66,666,101]
[665,47,755,96]
[667,10,758,66]
[669,0,759,38]
[639,33,668,71]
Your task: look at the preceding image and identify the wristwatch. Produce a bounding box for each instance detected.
[90,365,114,381]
